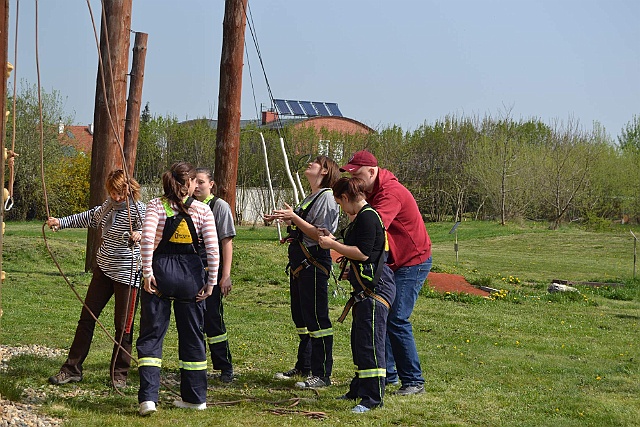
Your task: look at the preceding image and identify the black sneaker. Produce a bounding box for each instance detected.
[49,370,82,385]
[274,368,309,380]
[295,375,330,389]
[394,384,425,395]
[219,370,234,383]
[336,394,357,400]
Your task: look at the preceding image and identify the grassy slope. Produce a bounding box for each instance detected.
[0,221,638,427]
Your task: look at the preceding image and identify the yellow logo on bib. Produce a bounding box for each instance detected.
[169,219,193,244]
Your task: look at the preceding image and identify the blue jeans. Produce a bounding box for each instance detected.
[385,256,432,386]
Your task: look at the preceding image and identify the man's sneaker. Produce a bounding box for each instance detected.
[394,384,425,395]
[295,375,330,389]
[385,377,399,386]
[173,399,206,410]
[274,368,309,380]
[48,371,82,385]
[139,401,156,416]
[352,404,370,413]
[219,370,234,383]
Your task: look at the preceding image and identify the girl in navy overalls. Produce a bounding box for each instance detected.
[264,156,341,389]
[137,162,219,416]
[319,177,395,413]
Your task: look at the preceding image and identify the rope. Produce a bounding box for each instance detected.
[35,0,49,219]
[7,0,19,210]
[33,0,163,398]
[85,0,146,393]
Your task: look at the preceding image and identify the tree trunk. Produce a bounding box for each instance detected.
[85,0,132,271]
[214,0,248,221]
[124,32,147,177]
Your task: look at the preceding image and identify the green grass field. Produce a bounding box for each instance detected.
[0,220,638,426]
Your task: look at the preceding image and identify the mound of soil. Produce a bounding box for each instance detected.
[427,272,490,297]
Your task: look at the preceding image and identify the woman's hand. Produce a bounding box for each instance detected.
[130,231,142,242]
[263,203,295,225]
[47,217,60,231]
[318,235,335,250]
[196,284,214,302]
[143,276,157,294]
[219,275,232,297]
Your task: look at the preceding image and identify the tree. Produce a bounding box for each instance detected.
[618,115,640,151]
[538,120,592,229]
[5,81,74,220]
[468,115,537,224]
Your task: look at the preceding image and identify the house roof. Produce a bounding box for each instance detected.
[60,125,93,154]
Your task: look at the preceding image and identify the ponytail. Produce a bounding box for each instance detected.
[162,161,195,214]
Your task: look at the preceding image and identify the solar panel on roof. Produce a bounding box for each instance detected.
[274,99,292,115]
[287,100,305,116]
[312,102,330,116]
[299,101,318,116]
[325,103,343,117]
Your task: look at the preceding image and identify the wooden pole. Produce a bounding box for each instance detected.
[124,32,148,177]
[214,0,248,221]
[0,0,8,305]
[85,0,132,271]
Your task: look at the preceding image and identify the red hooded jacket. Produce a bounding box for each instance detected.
[367,168,431,271]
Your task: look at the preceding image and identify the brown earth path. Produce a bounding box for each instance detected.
[329,250,490,296]
[427,272,491,297]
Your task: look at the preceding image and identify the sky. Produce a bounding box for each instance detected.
[7,0,640,140]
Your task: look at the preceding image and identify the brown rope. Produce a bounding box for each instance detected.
[8,0,19,203]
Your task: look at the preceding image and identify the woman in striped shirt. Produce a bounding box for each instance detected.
[47,170,145,389]
[137,161,219,416]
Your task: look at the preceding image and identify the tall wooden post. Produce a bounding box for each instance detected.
[124,32,148,177]
[214,0,248,220]
[85,0,132,271]
[0,0,8,307]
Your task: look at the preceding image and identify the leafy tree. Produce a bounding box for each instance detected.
[5,81,73,220]
[618,115,640,151]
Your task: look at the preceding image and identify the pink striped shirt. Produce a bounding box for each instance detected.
[141,197,219,288]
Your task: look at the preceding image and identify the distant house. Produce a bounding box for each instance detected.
[203,99,373,163]
[58,123,94,155]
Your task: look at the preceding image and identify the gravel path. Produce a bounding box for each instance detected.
[0,345,65,427]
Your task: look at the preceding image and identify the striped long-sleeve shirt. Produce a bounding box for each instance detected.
[141,197,219,288]
[57,199,146,287]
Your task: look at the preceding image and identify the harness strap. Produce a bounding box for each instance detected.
[155,197,199,254]
[290,241,330,278]
[337,285,391,323]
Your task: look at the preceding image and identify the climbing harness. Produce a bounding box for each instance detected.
[337,207,392,323]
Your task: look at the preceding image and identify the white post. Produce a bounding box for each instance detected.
[631,230,637,279]
[279,137,299,206]
[294,172,306,200]
[260,132,281,241]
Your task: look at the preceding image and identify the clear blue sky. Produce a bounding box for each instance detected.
[8,0,639,140]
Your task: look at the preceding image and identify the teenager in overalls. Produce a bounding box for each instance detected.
[264,156,341,389]
[194,167,236,383]
[137,162,219,416]
[319,177,396,413]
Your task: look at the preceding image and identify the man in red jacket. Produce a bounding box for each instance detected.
[341,150,432,395]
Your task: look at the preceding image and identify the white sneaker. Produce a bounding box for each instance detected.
[139,401,156,416]
[173,399,206,410]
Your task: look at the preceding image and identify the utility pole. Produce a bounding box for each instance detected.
[214,0,248,221]
[124,32,148,177]
[85,0,132,271]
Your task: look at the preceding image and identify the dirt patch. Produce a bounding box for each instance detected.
[427,272,491,297]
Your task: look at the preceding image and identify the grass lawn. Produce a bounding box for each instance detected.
[0,220,638,426]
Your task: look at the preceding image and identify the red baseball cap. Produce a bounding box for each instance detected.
[340,150,378,172]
